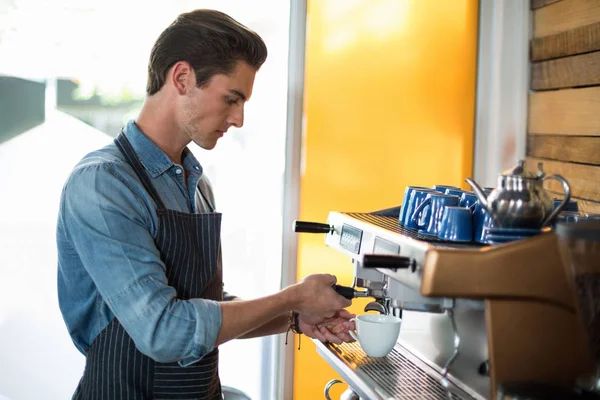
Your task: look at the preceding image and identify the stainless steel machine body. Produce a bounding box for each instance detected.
[318,211,490,400]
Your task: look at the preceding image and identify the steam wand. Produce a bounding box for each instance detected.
[441,308,461,388]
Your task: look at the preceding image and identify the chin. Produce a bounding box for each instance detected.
[194,140,218,151]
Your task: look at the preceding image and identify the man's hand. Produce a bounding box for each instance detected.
[298,309,356,345]
[292,274,351,318]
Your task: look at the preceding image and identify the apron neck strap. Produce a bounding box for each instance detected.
[115,132,166,210]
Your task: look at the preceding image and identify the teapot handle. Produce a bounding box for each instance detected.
[541,174,571,227]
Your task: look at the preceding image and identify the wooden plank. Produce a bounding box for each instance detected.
[532,0,563,10]
[527,135,600,164]
[531,21,600,61]
[531,51,600,90]
[525,157,600,202]
[528,87,600,135]
[548,190,600,214]
[534,0,600,38]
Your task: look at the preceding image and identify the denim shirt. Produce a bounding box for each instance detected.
[57,120,224,366]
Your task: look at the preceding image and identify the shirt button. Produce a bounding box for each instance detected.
[175,169,182,175]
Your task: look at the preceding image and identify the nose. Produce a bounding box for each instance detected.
[227,104,244,128]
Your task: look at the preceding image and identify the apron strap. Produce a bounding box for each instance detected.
[115,132,167,210]
[197,176,217,212]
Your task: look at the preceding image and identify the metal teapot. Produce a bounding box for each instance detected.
[465,160,571,229]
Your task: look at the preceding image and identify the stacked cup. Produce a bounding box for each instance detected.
[400,184,516,243]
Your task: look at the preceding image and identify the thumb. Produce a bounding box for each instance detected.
[327,274,337,285]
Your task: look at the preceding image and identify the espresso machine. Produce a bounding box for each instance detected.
[295,207,594,399]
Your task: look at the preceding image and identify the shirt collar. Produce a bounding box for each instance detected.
[122,119,203,178]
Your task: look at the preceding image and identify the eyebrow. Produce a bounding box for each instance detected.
[229,89,247,101]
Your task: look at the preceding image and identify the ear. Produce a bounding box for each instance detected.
[169,61,195,95]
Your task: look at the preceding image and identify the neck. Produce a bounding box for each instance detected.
[135,96,189,165]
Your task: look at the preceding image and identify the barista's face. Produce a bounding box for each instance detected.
[176,61,256,150]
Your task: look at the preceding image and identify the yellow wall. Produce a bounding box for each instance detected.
[294,0,479,399]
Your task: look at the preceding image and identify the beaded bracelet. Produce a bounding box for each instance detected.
[285,311,302,350]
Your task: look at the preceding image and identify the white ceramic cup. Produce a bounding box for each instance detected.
[348,314,402,357]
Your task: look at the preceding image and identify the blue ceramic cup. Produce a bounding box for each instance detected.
[471,187,495,242]
[473,202,495,243]
[553,198,579,212]
[399,186,433,227]
[553,211,582,226]
[460,192,478,209]
[412,193,460,236]
[445,188,465,198]
[438,206,473,242]
[434,185,459,193]
[403,188,438,229]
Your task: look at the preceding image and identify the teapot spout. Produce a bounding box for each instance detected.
[465,178,489,210]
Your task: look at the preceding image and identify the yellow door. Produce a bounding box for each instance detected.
[294,0,479,398]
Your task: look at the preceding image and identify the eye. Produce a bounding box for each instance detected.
[225,96,239,105]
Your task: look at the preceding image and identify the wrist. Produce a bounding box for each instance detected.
[281,284,302,312]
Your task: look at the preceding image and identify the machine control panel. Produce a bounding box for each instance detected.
[339,224,363,254]
[373,236,401,255]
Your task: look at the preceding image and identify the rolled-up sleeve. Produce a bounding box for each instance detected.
[62,163,222,366]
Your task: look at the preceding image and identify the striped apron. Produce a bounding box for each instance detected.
[73,133,223,399]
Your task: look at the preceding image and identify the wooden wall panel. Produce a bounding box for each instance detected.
[525,157,600,202]
[534,0,600,38]
[531,51,600,90]
[531,21,600,61]
[529,0,600,218]
[528,87,600,135]
[548,190,600,215]
[527,136,600,164]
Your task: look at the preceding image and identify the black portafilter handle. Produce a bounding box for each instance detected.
[332,284,356,300]
[361,254,415,270]
[293,220,333,234]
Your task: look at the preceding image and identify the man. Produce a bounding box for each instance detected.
[57,9,354,400]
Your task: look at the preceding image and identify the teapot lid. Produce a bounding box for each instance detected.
[501,159,544,179]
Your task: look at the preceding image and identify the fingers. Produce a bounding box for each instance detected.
[336,330,355,343]
[310,326,328,342]
[327,283,351,309]
[319,326,355,344]
[319,317,350,332]
[344,319,356,332]
[307,273,336,285]
[319,326,343,344]
[336,309,356,319]
[317,307,336,319]
[296,274,351,317]
[311,317,356,344]
[339,295,352,308]
[319,286,351,318]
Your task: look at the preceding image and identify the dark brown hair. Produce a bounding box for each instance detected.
[146,9,268,95]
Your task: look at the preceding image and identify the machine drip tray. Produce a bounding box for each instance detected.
[316,340,478,400]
